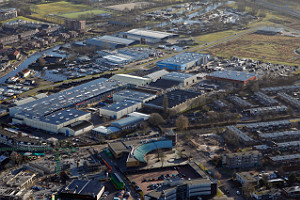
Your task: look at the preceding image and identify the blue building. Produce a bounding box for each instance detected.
[156,52,209,71]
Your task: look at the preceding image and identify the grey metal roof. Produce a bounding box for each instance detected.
[101,100,140,112]
[111,116,144,128]
[258,130,300,139]
[11,78,125,117]
[143,69,169,80]
[16,109,90,125]
[270,154,300,162]
[162,72,194,81]
[88,35,137,45]
[113,90,156,101]
[157,52,207,65]
[125,29,177,39]
[207,70,256,82]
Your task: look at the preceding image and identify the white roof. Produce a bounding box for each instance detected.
[128,112,150,120]
[111,74,151,86]
[127,29,175,39]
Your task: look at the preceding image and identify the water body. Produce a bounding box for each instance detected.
[0,46,65,84]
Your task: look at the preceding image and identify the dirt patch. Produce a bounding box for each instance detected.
[106,2,155,11]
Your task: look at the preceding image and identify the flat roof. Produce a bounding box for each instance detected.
[113,90,156,101]
[11,78,124,117]
[157,52,208,65]
[61,180,104,196]
[143,69,169,80]
[270,154,300,162]
[125,29,176,39]
[92,126,120,135]
[162,72,194,81]
[207,70,256,82]
[16,109,90,125]
[111,116,144,128]
[101,100,140,112]
[146,89,201,108]
[108,142,129,154]
[88,35,137,45]
[111,74,151,81]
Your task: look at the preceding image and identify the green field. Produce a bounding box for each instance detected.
[31,1,91,19]
[59,9,110,19]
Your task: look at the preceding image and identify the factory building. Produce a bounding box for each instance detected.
[161,72,198,87]
[86,35,138,49]
[13,109,92,135]
[156,52,209,71]
[91,126,120,138]
[117,48,150,61]
[113,90,157,103]
[143,69,169,82]
[206,70,256,86]
[144,89,202,113]
[99,100,142,119]
[120,29,178,44]
[102,54,133,66]
[9,78,125,134]
[110,74,152,86]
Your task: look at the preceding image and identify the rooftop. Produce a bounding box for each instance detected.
[101,100,140,112]
[270,154,300,162]
[143,69,169,80]
[108,142,129,155]
[157,52,207,65]
[146,89,201,108]
[162,72,194,81]
[207,70,256,82]
[61,180,104,196]
[11,78,124,117]
[16,109,90,125]
[125,29,176,39]
[111,116,144,128]
[113,90,156,101]
[88,35,137,45]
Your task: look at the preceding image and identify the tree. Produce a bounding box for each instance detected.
[288,173,298,186]
[175,115,189,131]
[148,113,164,126]
[38,57,46,67]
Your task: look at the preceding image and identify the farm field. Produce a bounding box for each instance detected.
[31,1,91,19]
[59,9,110,19]
[203,33,300,65]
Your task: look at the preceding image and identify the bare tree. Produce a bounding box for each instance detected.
[175,115,189,131]
[149,113,165,126]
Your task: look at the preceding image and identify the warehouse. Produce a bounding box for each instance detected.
[111,116,144,130]
[91,126,120,138]
[86,35,138,49]
[143,69,169,82]
[110,74,152,86]
[99,100,142,119]
[206,70,256,86]
[120,29,178,44]
[9,78,124,117]
[255,27,283,35]
[161,72,198,87]
[59,120,94,136]
[113,90,156,103]
[144,89,202,113]
[102,54,133,66]
[156,52,209,71]
[13,109,92,135]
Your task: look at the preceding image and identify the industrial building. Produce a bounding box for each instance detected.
[143,69,169,82]
[99,100,142,119]
[59,180,105,200]
[111,116,144,130]
[206,70,256,86]
[86,35,138,49]
[110,74,152,86]
[144,89,202,113]
[13,109,92,135]
[91,126,120,138]
[10,78,125,134]
[156,52,209,71]
[161,72,198,87]
[113,90,157,103]
[120,29,178,44]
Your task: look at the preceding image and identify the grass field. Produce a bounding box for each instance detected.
[59,9,110,19]
[195,30,239,44]
[203,33,300,65]
[1,16,40,23]
[31,1,91,18]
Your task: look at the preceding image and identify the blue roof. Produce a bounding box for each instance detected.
[208,70,256,82]
[133,140,173,163]
[157,52,208,66]
[111,116,143,128]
